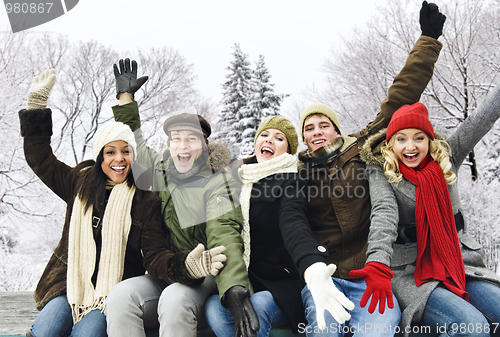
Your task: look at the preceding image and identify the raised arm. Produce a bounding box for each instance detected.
[111,59,164,190]
[448,84,500,169]
[19,69,82,202]
[354,1,445,139]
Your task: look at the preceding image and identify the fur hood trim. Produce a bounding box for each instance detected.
[207,142,232,172]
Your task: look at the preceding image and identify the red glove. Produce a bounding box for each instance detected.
[349,262,394,314]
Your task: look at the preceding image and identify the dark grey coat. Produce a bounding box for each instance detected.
[361,84,500,335]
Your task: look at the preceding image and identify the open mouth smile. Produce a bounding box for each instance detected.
[403,153,419,162]
[178,153,192,163]
[111,166,126,174]
[260,146,274,156]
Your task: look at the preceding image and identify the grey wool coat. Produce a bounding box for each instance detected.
[360,84,500,336]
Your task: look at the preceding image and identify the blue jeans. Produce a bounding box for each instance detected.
[422,279,500,337]
[301,277,401,336]
[29,295,106,337]
[205,290,289,337]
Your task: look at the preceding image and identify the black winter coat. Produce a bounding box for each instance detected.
[246,170,328,332]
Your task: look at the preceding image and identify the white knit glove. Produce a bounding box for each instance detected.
[185,244,226,279]
[26,69,56,110]
[304,262,355,328]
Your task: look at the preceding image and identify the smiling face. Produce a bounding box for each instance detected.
[169,130,204,173]
[303,114,340,152]
[391,128,430,168]
[255,128,289,163]
[101,140,133,183]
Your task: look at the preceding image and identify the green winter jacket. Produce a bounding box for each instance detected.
[113,102,250,298]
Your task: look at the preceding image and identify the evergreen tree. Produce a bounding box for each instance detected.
[251,55,288,120]
[241,55,289,155]
[219,47,289,157]
[240,55,289,156]
[219,44,253,154]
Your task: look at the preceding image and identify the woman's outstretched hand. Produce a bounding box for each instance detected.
[26,69,56,110]
[349,262,394,314]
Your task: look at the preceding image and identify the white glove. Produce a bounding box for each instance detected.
[304,262,355,328]
[26,69,56,110]
[185,243,226,279]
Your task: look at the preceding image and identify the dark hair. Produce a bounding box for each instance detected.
[77,148,135,212]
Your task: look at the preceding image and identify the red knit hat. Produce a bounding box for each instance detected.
[386,102,434,142]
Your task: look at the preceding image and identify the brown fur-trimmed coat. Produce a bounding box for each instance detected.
[19,108,197,311]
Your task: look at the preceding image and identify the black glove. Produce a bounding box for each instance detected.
[420,1,446,40]
[225,286,260,337]
[113,58,149,99]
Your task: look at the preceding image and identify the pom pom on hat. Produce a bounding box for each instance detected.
[386,103,434,142]
[300,103,341,139]
[93,121,137,161]
[254,115,299,155]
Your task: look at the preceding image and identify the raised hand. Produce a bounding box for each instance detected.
[113,58,148,99]
[420,1,446,40]
[185,243,226,278]
[26,69,56,109]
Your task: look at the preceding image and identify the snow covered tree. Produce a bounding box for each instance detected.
[240,55,289,156]
[219,48,288,157]
[315,0,500,272]
[219,44,253,155]
[0,29,204,290]
[319,0,500,180]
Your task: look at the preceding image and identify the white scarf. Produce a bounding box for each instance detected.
[67,181,136,324]
[238,153,298,268]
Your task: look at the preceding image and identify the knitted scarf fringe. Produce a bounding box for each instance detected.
[71,297,106,325]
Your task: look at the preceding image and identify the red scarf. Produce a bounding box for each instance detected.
[399,155,468,300]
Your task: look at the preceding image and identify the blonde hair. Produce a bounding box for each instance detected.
[381,135,456,185]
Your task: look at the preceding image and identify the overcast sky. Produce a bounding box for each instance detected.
[1,0,420,104]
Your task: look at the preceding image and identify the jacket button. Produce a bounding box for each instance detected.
[317,246,327,253]
[474,271,483,276]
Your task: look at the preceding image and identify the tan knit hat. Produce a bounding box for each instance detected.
[254,115,299,155]
[93,122,137,161]
[299,103,341,139]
